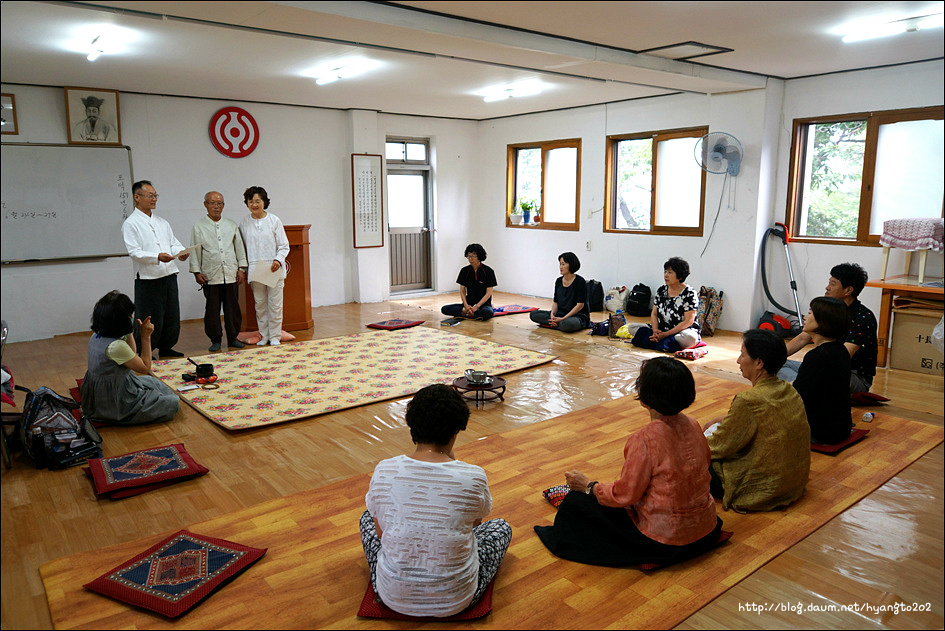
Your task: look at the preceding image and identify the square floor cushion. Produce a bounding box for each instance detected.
[357,578,495,621]
[84,444,208,497]
[851,391,891,406]
[84,529,266,618]
[236,330,297,344]
[366,319,424,330]
[492,305,538,316]
[811,428,870,454]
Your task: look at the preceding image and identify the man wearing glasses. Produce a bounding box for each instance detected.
[190,191,247,352]
[121,180,189,358]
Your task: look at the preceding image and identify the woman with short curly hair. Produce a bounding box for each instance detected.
[360,384,511,617]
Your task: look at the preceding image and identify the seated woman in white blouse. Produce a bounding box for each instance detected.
[360,384,512,617]
[238,186,290,346]
[631,256,701,352]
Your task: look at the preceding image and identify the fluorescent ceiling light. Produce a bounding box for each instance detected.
[480,80,545,103]
[308,57,380,86]
[315,73,340,86]
[917,14,945,29]
[840,12,944,43]
[841,22,907,43]
[63,24,138,57]
[87,35,103,62]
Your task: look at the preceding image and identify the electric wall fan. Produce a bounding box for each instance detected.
[695,132,743,176]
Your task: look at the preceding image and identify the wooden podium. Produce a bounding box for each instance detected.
[239,224,313,332]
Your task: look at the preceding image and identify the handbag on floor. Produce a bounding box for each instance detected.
[16,385,102,469]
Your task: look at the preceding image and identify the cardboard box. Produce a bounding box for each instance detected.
[889,308,944,376]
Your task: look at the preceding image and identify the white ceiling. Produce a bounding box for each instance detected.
[1,1,942,120]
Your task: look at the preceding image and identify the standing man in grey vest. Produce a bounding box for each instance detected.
[190,191,248,352]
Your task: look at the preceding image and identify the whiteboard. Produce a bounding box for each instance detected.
[1,143,133,262]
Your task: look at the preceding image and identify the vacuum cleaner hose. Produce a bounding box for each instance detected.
[760,227,799,317]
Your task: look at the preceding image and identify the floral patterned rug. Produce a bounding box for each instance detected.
[151,327,555,430]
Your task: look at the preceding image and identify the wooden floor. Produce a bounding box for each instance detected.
[2,291,943,629]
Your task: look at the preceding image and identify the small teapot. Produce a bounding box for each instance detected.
[464,369,490,385]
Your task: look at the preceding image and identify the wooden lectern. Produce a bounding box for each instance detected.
[239,224,313,332]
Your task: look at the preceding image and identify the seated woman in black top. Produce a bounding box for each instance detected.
[441,244,498,320]
[793,296,853,444]
[529,252,591,332]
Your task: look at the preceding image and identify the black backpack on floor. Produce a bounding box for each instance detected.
[587,280,604,312]
[625,283,652,317]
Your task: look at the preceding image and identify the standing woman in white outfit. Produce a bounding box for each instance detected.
[239,186,290,346]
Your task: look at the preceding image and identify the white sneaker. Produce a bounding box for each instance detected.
[256,339,268,346]
[269,338,281,346]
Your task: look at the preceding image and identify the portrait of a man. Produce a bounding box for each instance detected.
[65,87,121,145]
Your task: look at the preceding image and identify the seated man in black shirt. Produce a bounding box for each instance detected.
[779,262,878,393]
[441,244,498,320]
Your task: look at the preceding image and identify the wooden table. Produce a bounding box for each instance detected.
[865,274,944,366]
[452,376,507,407]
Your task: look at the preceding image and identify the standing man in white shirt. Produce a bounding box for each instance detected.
[190,191,248,352]
[122,180,189,358]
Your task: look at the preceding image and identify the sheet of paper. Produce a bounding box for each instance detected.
[177,244,201,258]
[249,263,282,288]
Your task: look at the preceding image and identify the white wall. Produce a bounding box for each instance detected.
[765,60,945,319]
[378,113,479,294]
[3,59,942,341]
[472,60,943,332]
[475,89,778,332]
[1,86,476,341]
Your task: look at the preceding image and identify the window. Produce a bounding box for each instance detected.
[506,138,581,230]
[786,106,944,244]
[604,127,707,235]
[385,137,433,292]
[385,139,427,164]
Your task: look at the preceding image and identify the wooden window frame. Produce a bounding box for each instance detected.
[506,138,581,231]
[785,105,944,246]
[603,126,708,236]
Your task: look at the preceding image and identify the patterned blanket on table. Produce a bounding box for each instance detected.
[151,327,555,430]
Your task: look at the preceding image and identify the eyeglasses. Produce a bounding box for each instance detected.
[136,193,159,200]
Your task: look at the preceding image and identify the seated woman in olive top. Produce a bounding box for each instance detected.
[705,329,810,512]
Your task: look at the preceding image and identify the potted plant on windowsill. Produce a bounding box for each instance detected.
[519,199,538,225]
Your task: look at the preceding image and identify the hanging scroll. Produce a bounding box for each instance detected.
[351,153,384,249]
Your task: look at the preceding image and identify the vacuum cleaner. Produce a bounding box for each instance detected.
[758,222,804,337]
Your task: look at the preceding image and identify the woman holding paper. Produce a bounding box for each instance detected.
[239,186,290,346]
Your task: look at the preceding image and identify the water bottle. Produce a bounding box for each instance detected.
[616,309,625,324]
[861,412,874,423]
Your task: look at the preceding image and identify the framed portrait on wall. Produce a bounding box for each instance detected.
[1,93,18,135]
[64,87,121,145]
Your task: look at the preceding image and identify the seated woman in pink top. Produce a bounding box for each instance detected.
[535,356,722,566]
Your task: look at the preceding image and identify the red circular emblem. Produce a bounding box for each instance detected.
[209,107,259,158]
